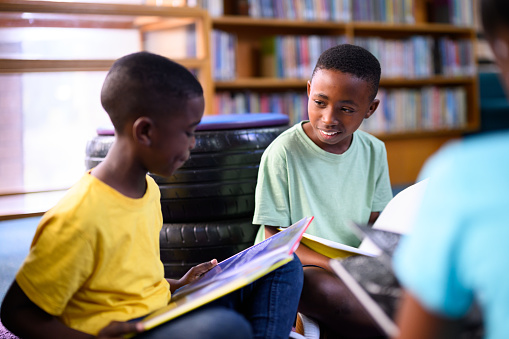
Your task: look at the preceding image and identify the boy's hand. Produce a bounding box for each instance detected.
[96,320,143,339]
[180,259,218,285]
[167,259,218,293]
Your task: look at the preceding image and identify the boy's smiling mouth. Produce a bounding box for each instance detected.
[319,129,341,138]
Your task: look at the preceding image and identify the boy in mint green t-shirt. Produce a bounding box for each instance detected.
[253,44,393,337]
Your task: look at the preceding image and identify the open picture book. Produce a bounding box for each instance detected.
[132,216,314,335]
[299,179,430,259]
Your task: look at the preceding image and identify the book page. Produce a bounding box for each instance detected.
[358,179,429,255]
[300,233,378,259]
[173,216,314,299]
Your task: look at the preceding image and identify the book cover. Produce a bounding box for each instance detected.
[134,216,314,334]
[299,233,378,259]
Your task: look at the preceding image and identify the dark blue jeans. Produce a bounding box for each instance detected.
[135,255,303,339]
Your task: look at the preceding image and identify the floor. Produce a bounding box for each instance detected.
[0,217,40,302]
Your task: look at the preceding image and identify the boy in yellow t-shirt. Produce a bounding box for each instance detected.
[0,52,303,339]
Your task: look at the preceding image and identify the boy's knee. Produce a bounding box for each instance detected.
[210,309,253,338]
[302,267,340,297]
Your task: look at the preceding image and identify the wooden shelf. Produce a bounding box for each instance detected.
[352,22,475,35]
[215,78,307,89]
[0,190,67,221]
[0,0,208,18]
[213,15,347,29]
[0,0,214,114]
[0,58,207,73]
[373,128,470,141]
[215,76,476,90]
[211,0,479,184]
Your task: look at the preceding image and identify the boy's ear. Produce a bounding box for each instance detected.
[307,80,311,97]
[132,116,155,146]
[364,99,380,119]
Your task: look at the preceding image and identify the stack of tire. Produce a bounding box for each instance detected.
[85,113,289,279]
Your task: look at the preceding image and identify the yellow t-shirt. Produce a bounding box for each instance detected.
[16,173,171,335]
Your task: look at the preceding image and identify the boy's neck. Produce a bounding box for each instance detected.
[90,139,148,199]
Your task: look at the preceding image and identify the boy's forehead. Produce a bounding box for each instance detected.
[312,68,365,84]
[310,69,372,101]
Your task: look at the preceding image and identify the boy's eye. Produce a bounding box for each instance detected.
[314,100,325,107]
[185,131,195,137]
[342,107,355,114]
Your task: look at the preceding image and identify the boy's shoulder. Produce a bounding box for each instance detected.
[354,129,386,152]
[264,122,302,150]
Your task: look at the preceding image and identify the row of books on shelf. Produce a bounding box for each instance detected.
[427,0,474,26]
[211,30,236,80]
[184,0,473,26]
[260,35,348,79]
[211,32,474,80]
[352,0,414,24]
[214,86,466,133]
[355,36,475,78]
[361,86,467,133]
[214,91,308,125]
[247,0,351,22]
[212,32,348,80]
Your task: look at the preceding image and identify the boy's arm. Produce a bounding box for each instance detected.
[369,211,380,225]
[0,281,140,339]
[393,290,460,339]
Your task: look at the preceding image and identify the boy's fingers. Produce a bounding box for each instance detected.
[194,259,218,277]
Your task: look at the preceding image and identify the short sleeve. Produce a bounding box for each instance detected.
[372,146,393,212]
[393,144,474,317]
[16,215,94,316]
[252,143,291,227]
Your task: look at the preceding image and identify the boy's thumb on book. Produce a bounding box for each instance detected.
[211,259,218,265]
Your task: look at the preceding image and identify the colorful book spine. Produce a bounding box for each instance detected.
[214,91,308,125]
[355,36,474,78]
[360,86,467,134]
[211,29,236,80]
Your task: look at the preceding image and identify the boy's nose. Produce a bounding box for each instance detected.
[321,110,338,125]
[189,136,196,150]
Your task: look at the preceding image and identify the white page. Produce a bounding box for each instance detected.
[358,178,429,255]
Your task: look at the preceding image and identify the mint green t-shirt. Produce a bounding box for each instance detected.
[253,121,393,247]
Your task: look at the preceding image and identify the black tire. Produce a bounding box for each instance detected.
[159,180,256,222]
[84,125,288,170]
[160,218,258,279]
[152,166,259,185]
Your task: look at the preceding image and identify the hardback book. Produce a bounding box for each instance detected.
[131,216,314,335]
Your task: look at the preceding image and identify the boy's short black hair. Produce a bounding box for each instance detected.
[101,51,203,132]
[312,44,381,101]
[481,0,509,38]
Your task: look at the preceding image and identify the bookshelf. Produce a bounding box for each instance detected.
[0,0,214,214]
[0,0,214,113]
[206,0,479,185]
[0,0,480,188]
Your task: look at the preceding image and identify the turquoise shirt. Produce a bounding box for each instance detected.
[393,131,509,339]
[253,122,393,246]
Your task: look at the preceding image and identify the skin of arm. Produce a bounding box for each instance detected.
[0,260,217,339]
[393,291,461,339]
[0,281,138,339]
[265,211,381,271]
